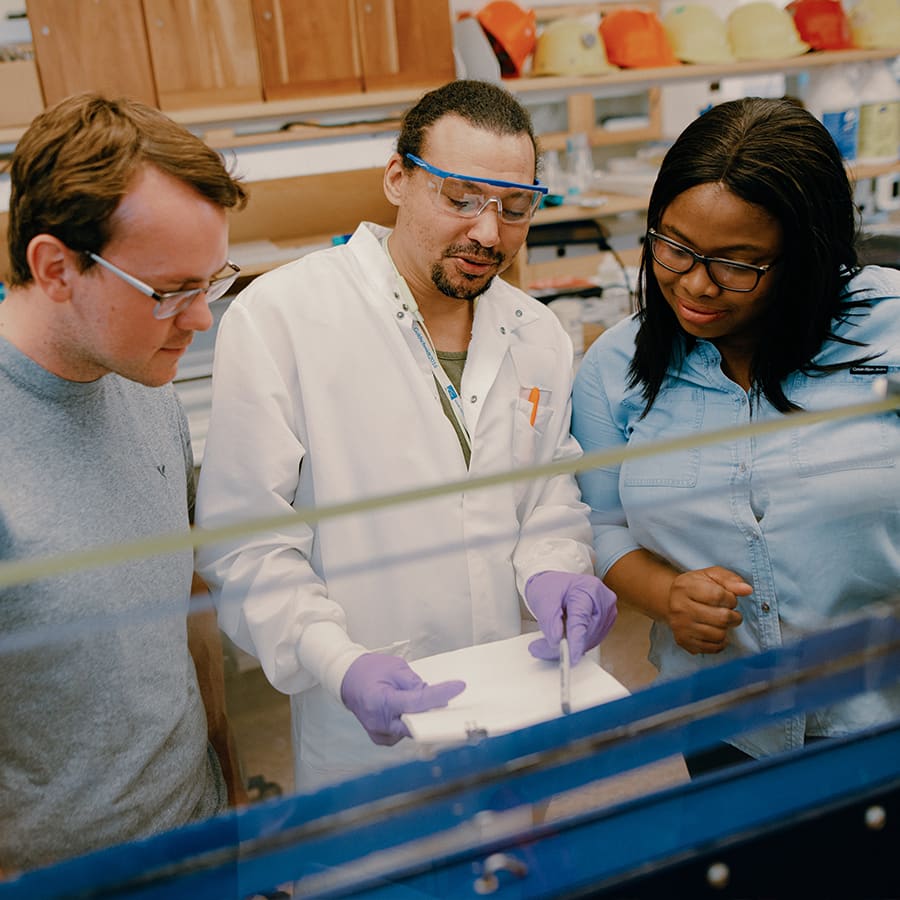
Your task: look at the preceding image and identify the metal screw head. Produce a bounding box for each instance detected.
[707,861,730,889]
[865,804,887,831]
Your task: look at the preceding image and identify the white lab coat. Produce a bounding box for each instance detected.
[196,222,594,788]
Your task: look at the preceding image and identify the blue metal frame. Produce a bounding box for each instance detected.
[3,604,898,899]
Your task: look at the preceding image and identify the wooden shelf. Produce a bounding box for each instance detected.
[511,48,900,97]
[1,48,896,148]
[206,148,900,287]
[2,46,898,286]
[534,192,650,225]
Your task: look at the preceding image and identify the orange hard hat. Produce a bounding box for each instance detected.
[600,7,680,68]
[476,1,538,77]
[787,0,854,49]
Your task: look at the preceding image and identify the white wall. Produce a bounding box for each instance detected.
[0,2,28,42]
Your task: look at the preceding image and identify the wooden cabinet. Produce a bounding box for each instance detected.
[142,0,264,110]
[27,0,157,106]
[356,0,455,93]
[250,0,362,99]
[29,0,262,112]
[249,0,454,100]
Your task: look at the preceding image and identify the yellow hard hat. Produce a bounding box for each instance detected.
[532,17,616,76]
[727,1,810,59]
[850,0,900,48]
[663,4,736,64]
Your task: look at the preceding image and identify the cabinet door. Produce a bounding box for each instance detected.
[27,0,157,106]
[355,0,454,92]
[251,0,362,100]
[143,0,264,111]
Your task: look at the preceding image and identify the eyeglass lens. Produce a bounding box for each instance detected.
[435,176,539,224]
[649,234,761,291]
[155,267,240,319]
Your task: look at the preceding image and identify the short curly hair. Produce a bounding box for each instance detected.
[396,79,539,179]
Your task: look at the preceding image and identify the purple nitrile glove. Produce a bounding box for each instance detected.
[340,653,466,746]
[526,571,617,666]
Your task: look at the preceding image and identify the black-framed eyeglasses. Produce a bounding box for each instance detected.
[87,252,240,320]
[405,153,548,225]
[646,228,776,293]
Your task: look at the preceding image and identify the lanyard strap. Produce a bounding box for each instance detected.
[396,276,473,451]
[382,235,472,451]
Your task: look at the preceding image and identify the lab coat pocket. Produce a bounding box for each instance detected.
[513,387,554,471]
[509,345,558,470]
[518,386,554,434]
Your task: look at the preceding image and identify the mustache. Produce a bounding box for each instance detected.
[444,243,505,266]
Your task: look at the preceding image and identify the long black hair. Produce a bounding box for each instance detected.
[630,96,873,414]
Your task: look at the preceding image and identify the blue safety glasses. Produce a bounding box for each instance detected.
[406,153,548,225]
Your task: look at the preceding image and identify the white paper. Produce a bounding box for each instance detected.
[402,633,629,744]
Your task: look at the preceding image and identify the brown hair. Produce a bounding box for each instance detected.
[7,92,247,287]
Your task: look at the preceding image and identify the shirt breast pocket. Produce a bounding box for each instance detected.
[788,371,897,477]
[622,389,704,488]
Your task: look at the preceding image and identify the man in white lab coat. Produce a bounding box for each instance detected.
[196,79,617,789]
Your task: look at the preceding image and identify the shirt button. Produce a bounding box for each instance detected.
[396,311,404,319]
[499,326,507,334]
[739,462,747,473]
[515,309,523,317]
[470,395,478,404]
[761,603,770,613]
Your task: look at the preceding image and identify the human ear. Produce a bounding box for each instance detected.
[383,153,408,208]
[26,235,77,304]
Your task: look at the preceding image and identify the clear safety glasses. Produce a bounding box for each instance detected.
[88,252,241,320]
[647,229,776,293]
[406,153,548,225]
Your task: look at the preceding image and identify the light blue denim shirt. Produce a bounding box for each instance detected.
[572,266,900,758]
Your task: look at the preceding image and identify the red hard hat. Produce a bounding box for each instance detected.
[600,8,680,68]
[787,0,854,50]
[476,1,538,77]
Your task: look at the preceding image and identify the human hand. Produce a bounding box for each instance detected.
[666,566,750,655]
[340,653,466,746]
[525,571,618,666]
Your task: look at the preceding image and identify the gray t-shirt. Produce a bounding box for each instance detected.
[0,337,224,872]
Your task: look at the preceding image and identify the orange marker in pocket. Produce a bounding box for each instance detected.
[528,386,540,427]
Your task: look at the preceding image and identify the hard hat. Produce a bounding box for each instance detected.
[850,0,900,48]
[532,17,616,76]
[727,2,810,60]
[476,1,537,77]
[662,4,736,64]
[787,0,854,50]
[599,8,680,68]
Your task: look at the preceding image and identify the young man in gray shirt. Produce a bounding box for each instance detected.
[0,92,247,873]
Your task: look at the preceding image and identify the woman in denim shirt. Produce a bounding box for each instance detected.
[572,97,900,774]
